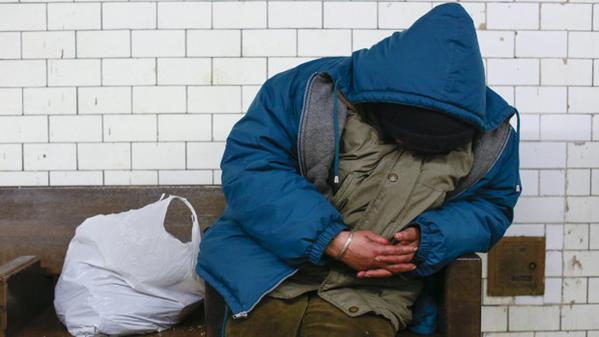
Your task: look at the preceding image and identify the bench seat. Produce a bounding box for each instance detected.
[13,307,206,337]
[0,186,481,337]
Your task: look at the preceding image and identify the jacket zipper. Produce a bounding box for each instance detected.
[297,71,320,177]
[231,268,300,319]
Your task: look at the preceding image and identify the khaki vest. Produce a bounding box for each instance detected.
[268,103,474,332]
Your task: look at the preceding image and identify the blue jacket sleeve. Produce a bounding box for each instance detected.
[409,126,523,277]
[219,71,348,267]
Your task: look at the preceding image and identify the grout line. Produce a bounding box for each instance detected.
[129,29,132,57]
[130,86,133,114]
[19,31,23,59]
[321,0,324,30]
[21,143,24,171]
[21,88,24,116]
[129,142,132,172]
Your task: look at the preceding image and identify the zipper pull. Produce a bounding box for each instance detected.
[233,311,248,319]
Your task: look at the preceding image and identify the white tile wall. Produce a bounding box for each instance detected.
[77,30,129,58]
[298,29,352,56]
[102,2,155,30]
[379,2,433,29]
[0,89,22,115]
[104,170,157,185]
[268,1,321,29]
[540,4,593,31]
[515,87,567,114]
[242,30,296,56]
[515,31,567,58]
[0,4,46,31]
[568,87,599,113]
[1,1,598,334]
[157,58,212,85]
[157,2,211,29]
[482,306,508,332]
[213,1,266,29]
[22,31,75,59]
[487,3,539,30]
[541,59,593,86]
[24,88,76,115]
[509,306,560,331]
[187,30,241,57]
[158,115,211,141]
[102,58,155,85]
[0,60,46,87]
[48,59,101,86]
[324,2,377,29]
[47,3,101,30]
[562,277,587,304]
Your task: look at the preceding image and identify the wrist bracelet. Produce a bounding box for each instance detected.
[335,231,353,260]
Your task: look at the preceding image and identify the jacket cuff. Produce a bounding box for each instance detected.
[306,220,348,266]
[408,219,434,268]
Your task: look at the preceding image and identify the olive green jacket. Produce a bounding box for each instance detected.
[268,103,474,332]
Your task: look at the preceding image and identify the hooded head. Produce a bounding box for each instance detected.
[370,102,477,153]
[329,3,517,133]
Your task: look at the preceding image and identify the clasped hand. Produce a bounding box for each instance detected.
[325,227,421,278]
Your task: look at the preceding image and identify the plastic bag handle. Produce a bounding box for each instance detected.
[161,194,202,273]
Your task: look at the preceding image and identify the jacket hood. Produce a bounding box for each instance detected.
[329,3,516,132]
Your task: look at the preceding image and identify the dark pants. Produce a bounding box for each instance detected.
[224,291,396,337]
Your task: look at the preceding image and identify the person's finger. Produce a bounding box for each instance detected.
[375,245,417,257]
[374,254,415,264]
[395,239,419,247]
[366,263,417,275]
[364,231,390,245]
[399,240,419,248]
[376,244,418,256]
[394,227,419,242]
[357,269,393,278]
[385,263,417,273]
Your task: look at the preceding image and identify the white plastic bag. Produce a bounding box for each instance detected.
[54,193,205,337]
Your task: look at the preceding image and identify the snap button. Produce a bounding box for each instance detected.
[349,306,359,313]
[387,173,398,182]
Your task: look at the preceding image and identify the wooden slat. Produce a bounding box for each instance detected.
[1,256,42,335]
[0,186,226,275]
[0,256,54,337]
[439,253,482,337]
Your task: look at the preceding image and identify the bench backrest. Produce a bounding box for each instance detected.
[0,186,226,275]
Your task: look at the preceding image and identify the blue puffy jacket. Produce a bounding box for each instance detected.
[197,3,523,335]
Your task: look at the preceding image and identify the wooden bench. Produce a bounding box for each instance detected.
[0,186,481,337]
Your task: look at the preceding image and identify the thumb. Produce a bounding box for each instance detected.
[363,231,390,245]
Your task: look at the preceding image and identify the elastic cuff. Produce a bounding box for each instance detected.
[409,221,433,267]
[306,221,348,266]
